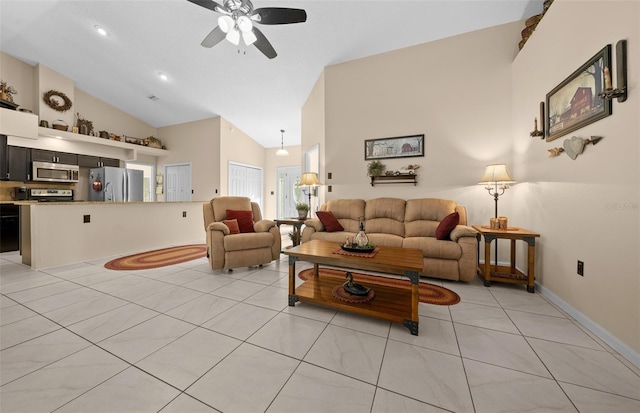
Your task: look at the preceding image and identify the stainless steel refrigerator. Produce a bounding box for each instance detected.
[89,167,144,202]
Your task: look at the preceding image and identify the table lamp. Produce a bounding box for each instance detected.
[478,164,516,219]
[299,172,321,212]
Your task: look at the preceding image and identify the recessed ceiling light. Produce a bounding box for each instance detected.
[94,25,108,36]
[158,73,168,81]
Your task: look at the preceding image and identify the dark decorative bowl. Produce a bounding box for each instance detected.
[341,244,375,253]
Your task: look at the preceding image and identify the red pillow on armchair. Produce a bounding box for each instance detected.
[226,210,255,233]
[316,210,344,232]
[436,212,459,240]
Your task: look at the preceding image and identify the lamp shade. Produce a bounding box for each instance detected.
[276,148,289,156]
[218,15,233,33]
[243,30,257,46]
[226,28,240,45]
[299,172,321,186]
[478,164,515,185]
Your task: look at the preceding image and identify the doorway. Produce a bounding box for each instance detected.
[276,166,302,219]
[228,162,263,210]
[125,161,155,202]
[165,163,192,202]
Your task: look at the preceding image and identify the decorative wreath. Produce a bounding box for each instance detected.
[43,90,73,112]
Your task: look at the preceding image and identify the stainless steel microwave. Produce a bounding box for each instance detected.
[32,161,79,183]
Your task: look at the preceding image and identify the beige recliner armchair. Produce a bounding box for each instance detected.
[203,197,281,270]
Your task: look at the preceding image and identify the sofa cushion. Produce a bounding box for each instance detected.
[226,210,255,233]
[365,197,406,237]
[322,199,365,233]
[405,198,457,237]
[223,219,240,234]
[403,237,462,260]
[223,232,274,251]
[211,196,252,222]
[316,211,344,232]
[436,212,459,240]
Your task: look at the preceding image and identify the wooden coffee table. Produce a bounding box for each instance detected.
[284,240,423,335]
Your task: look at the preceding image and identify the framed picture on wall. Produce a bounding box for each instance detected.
[546,45,612,142]
[364,134,424,160]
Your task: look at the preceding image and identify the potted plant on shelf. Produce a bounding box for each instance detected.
[367,160,386,177]
[295,203,310,219]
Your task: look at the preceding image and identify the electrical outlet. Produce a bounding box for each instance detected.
[83,215,90,223]
[577,260,584,276]
[182,211,187,218]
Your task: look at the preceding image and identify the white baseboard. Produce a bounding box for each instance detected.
[477,259,639,368]
[536,282,640,369]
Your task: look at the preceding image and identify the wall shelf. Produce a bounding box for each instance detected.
[38,127,169,159]
[370,174,417,186]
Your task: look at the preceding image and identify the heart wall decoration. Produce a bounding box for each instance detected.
[548,136,603,159]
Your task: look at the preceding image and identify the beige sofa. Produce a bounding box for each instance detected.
[300,198,479,282]
[203,197,281,270]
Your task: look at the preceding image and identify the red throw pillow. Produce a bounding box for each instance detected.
[223,219,240,234]
[226,210,255,233]
[316,210,344,232]
[436,212,459,240]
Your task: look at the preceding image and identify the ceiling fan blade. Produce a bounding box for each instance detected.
[201,26,225,48]
[186,0,224,13]
[252,27,277,59]
[253,7,307,25]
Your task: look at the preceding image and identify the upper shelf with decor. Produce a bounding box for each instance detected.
[37,126,169,158]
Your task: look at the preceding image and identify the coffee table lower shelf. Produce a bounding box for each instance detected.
[289,275,417,334]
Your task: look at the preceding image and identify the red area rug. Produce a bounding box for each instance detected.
[298,268,460,306]
[104,244,207,270]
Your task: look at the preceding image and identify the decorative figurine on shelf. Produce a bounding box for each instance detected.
[0,80,17,102]
[354,217,369,247]
[343,271,371,296]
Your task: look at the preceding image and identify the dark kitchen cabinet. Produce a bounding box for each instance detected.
[31,149,77,165]
[77,155,120,168]
[0,134,6,181]
[7,146,31,182]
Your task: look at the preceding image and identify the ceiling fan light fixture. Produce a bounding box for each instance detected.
[226,28,240,45]
[237,15,253,32]
[243,30,257,46]
[218,15,234,33]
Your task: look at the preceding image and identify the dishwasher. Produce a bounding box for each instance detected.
[0,204,20,252]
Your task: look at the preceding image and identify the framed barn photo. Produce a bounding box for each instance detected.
[364,134,424,160]
[546,45,612,142]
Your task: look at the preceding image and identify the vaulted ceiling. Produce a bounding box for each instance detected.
[0,0,543,147]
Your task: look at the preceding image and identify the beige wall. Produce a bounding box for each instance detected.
[158,117,221,202]
[301,2,639,361]
[315,21,522,225]
[301,72,326,207]
[219,117,267,200]
[511,0,639,357]
[0,52,35,111]
[74,89,157,140]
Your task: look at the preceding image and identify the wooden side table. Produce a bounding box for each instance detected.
[275,218,306,247]
[472,226,540,293]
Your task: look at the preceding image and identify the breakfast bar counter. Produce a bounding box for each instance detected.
[18,201,205,269]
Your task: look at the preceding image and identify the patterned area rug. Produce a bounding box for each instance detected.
[104,244,207,270]
[298,268,460,306]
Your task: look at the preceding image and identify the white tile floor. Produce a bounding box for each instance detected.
[1,249,639,413]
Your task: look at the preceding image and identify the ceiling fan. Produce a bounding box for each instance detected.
[187,0,307,59]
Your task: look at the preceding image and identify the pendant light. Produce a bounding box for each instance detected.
[276,129,289,156]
